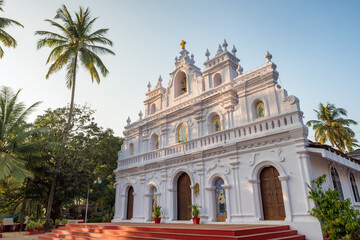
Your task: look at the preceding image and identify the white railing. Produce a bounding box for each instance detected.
[117,112,300,169]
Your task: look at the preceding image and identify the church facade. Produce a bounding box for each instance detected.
[113,41,360,239]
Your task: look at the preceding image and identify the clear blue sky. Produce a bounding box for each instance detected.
[0,0,359,141]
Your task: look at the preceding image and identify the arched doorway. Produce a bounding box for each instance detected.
[215,178,227,222]
[177,172,191,220]
[126,187,134,220]
[151,186,157,220]
[260,166,285,220]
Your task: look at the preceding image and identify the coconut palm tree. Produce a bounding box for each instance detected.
[0,86,41,182]
[0,0,23,58]
[35,5,114,230]
[306,102,359,153]
[36,4,114,141]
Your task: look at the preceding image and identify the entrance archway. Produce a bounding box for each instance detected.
[177,172,191,220]
[260,166,285,220]
[126,187,134,220]
[215,178,227,222]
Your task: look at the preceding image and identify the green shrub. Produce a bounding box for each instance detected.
[308,174,360,240]
[188,204,201,218]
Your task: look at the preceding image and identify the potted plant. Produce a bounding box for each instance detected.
[188,204,201,224]
[308,174,360,240]
[27,221,36,232]
[61,219,68,226]
[153,206,162,223]
[55,219,60,228]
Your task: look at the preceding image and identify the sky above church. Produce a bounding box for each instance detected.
[0,0,359,141]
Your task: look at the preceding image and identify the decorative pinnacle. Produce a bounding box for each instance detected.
[236,64,244,75]
[175,56,178,62]
[191,53,194,61]
[147,82,152,92]
[222,39,228,51]
[216,44,223,56]
[205,48,210,61]
[265,51,272,63]
[156,75,162,87]
[139,110,143,120]
[126,116,131,125]
[231,45,237,56]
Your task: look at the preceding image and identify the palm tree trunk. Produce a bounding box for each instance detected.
[44,55,78,231]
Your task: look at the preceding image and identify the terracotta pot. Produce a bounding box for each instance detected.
[154,218,161,224]
[192,218,200,224]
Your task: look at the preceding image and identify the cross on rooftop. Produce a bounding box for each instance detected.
[180,40,186,49]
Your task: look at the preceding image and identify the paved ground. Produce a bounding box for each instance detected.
[0,231,45,240]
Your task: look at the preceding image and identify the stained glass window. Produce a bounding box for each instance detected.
[178,124,187,143]
[130,143,134,155]
[215,178,227,219]
[331,167,344,200]
[155,136,159,149]
[214,116,221,132]
[256,101,265,118]
[350,173,360,202]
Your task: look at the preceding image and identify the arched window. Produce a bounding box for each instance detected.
[213,73,222,87]
[175,71,187,97]
[151,186,157,219]
[150,134,160,150]
[213,115,221,132]
[215,178,226,222]
[150,103,156,114]
[129,143,134,155]
[331,166,344,200]
[256,101,265,118]
[350,173,360,202]
[178,124,187,143]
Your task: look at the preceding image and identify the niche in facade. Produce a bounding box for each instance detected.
[175,71,187,97]
[213,73,222,87]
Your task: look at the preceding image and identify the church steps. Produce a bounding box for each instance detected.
[38,223,305,240]
[60,224,290,236]
[268,235,305,240]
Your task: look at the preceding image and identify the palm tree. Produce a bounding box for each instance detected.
[35,5,114,230]
[0,86,41,182]
[306,102,359,153]
[0,0,23,58]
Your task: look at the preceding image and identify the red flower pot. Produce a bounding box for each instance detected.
[192,218,200,224]
[154,218,161,224]
[37,227,42,232]
[27,228,33,233]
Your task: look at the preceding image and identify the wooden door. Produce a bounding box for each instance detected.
[260,167,285,220]
[177,173,192,220]
[126,187,134,220]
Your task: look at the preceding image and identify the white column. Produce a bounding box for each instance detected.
[113,182,121,221]
[120,194,127,220]
[248,179,261,220]
[223,185,231,222]
[298,153,314,211]
[229,159,240,215]
[144,193,152,221]
[168,188,176,220]
[279,175,292,221]
[205,187,215,222]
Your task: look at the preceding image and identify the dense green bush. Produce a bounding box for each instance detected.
[308,174,360,239]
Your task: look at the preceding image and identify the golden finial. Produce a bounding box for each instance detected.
[180,40,186,50]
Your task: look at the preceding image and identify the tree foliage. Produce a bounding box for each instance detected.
[0,0,23,58]
[306,102,359,153]
[308,174,360,239]
[0,86,41,182]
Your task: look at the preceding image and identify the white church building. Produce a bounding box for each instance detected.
[113,40,360,239]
